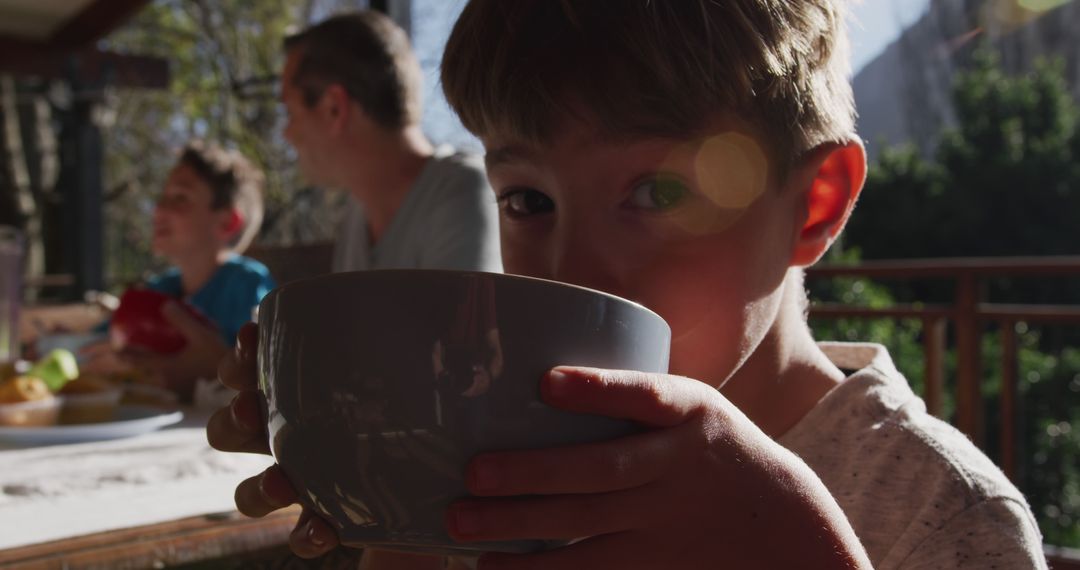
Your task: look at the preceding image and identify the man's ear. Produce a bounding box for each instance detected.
[789,140,867,267]
[320,84,351,135]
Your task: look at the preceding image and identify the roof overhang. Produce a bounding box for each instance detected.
[0,0,168,89]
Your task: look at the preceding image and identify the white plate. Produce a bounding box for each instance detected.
[0,405,184,446]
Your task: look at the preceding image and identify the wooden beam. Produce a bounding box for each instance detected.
[808,256,1080,278]
[48,0,151,51]
[0,40,168,89]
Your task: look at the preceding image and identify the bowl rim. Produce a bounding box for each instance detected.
[260,269,668,326]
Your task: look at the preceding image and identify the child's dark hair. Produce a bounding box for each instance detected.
[177,140,265,252]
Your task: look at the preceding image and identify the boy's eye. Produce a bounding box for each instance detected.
[626,178,690,211]
[498,188,555,218]
[156,194,190,209]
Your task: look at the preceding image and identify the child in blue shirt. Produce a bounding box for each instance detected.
[87,140,275,400]
[143,255,273,349]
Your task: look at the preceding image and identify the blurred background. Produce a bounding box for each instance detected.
[0,0,1077,554]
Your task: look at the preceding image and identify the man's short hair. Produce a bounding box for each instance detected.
[442,0,857,175]
[284,11,422,130]
[178,140,265,253]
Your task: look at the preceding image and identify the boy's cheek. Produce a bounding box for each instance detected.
[663,205,751,237]
[499,242,547,280]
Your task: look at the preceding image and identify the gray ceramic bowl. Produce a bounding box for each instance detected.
[258,270,670,556]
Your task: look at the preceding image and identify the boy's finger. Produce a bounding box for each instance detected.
[447,491,641,542]
[218,344,259,391]
[235,322,258,360]
[234,465,297,517]
[478,532,638,570]
[205,393,269,454]
[541,367,721,427]
[289,508,340,558]
[464,427,680,497]
[120,349,169,373]
[360,550,446,569]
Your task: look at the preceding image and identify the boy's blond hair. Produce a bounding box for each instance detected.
[442,0,856,175]
[178,140,265,253]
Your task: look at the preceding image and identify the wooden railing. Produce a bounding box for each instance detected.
[808,256,1080,477]
[807,256,1080,568]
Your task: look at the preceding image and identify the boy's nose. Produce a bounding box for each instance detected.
[549,239,623,298]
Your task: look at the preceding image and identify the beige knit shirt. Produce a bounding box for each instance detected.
[780,342,1046,569]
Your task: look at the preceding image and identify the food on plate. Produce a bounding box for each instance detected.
[0,376,52,403]
[57,374,114,395]
[0,376,61,427]
[110,288,215,354]
[58,374,123,424]
[27,349,80,391]
[120,383,179,409]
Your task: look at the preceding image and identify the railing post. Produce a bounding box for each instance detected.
[1000,320,1018,482]
[922,316,947,418]
[955,273,982,446]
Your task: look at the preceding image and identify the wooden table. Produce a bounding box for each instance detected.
[0,508,303,569]
[4,406,1074,569]
[0,407,370,569]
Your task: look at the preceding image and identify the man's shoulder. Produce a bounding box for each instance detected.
[410,148,496,221]
[433,145,484,169]
[424,147,488,190]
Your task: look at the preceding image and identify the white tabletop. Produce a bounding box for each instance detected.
[0,408,274,550]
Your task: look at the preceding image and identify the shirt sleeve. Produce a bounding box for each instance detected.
[895,497,1047,569]
[145,270,182,296]
[215,262,276,346]
[416,164,502,273]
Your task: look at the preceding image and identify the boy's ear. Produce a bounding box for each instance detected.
[789,140,867,267]
[221,208,244,239]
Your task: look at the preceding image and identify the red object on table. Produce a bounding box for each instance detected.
[109,288,214,354]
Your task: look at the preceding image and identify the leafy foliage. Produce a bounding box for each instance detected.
[815,46,1080,546]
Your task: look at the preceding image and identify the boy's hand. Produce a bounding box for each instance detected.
[121,302,228,400]
[79,338,132,376]
[447,367,872,570]
[205,322,340,558]
[208,324,446,567]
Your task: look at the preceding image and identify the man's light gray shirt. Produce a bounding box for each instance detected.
[333,147,502,273]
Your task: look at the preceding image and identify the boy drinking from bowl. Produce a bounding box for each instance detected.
[208,1,1046,568]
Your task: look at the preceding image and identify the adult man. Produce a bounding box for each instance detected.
[280,11,501,273]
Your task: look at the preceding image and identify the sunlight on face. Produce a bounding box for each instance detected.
[280,50,329,186]
[483,120,799,387]
[657,132,770,235]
